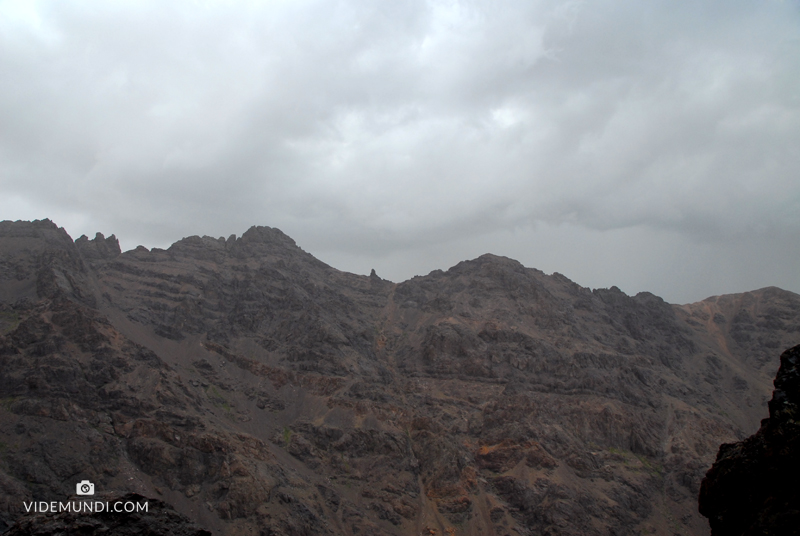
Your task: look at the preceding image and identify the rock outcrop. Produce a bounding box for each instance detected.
[699,344,800,535]
[1,219,799,535]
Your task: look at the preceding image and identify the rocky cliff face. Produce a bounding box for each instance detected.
[698,344,800,535]
[1,219,799,536]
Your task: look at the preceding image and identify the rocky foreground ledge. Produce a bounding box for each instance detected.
[699,344,800,535]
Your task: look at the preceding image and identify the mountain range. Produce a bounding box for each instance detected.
[1,219,799,536]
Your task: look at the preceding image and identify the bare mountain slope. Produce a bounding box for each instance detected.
[1,219,798,536]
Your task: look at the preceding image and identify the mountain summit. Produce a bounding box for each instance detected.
[1,219,799,535]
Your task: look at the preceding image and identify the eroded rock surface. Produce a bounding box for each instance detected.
[1,219,799,535]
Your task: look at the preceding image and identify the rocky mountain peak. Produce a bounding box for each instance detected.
[0,219,74,248]
[239,225,296,247]
[447,253,528,276]
[1,219,799,536]
[146,225,309,267]
[0,219,88,303]
[75,232,121,261]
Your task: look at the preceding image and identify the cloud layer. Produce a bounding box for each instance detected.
[2,0,799,302]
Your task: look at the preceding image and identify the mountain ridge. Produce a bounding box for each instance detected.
[1,218,799,535]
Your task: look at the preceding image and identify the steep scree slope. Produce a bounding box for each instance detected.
[0,219,799,536]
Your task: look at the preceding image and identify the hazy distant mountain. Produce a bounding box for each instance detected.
[1,219,799,536]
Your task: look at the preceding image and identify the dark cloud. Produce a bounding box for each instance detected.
[1,0,798,303]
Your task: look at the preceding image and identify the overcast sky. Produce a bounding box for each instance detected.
[1,0,799,304]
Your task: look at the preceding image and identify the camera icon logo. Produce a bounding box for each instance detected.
[76,480,95,496]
